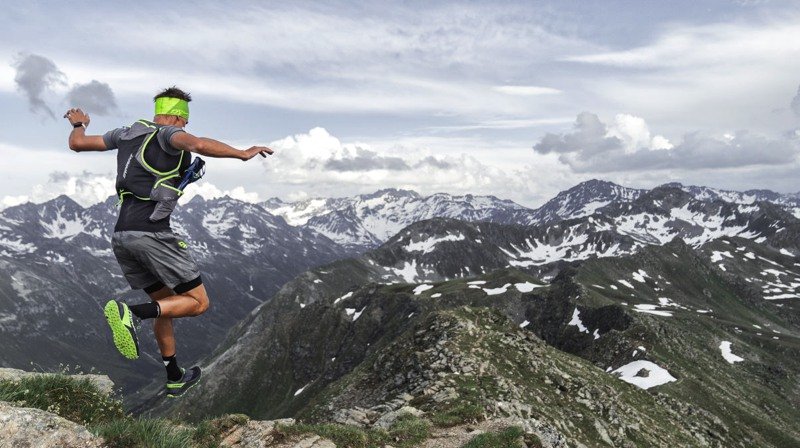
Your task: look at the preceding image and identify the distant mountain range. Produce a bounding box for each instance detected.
[263,180,800,250]
[1,179,799,412]
[160,183,800,446]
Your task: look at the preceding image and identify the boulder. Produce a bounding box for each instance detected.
[293,435,336,448]
[372,406,424,429]
[220,418,295,447]
[0,401,103,448]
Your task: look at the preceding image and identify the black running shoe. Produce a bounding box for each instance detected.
[165,366,202,398]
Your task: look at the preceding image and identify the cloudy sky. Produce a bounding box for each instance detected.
[1,0,799,209]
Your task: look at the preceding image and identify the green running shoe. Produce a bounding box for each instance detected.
[103,300,139,360]
[166,366,202,398]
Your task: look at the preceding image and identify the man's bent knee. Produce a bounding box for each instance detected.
[184,284,210,316]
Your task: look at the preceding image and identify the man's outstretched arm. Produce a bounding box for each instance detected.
[64,108,107,152]
[171,132,273,161]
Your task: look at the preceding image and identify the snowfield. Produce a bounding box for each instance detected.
[405,233,465,254]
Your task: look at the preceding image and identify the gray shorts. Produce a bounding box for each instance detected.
[111,231,202,294]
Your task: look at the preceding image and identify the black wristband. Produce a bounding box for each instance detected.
[72,122,85,128]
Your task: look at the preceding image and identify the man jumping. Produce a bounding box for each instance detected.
[65,86,272,397]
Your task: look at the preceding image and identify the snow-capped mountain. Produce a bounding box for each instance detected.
[526,179,644,224]
[0,194,349,394]
[263,180,800,251]
[3,179,799,399]
[263,188,534,250]
[342,185,800,286]
[665,182,800,219]
[164,194,800,446]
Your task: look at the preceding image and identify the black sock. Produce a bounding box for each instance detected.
[163,355,182,382]
[129,302,161,320]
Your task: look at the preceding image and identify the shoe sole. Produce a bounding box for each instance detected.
[103,300,139,360]
[166,375,201,398]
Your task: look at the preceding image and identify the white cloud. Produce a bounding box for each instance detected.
[0,127,572,210]
[0,3,595,120]
[534,112,800,173]
[427,117,574,131]
[180,182,260,204]
[562,16,800,133]
[0,171,115,210]
[606,114,673,153]
[1,195,28,209]
[493,85,562,96]
[261,127,566,207]
[563,20,800,69]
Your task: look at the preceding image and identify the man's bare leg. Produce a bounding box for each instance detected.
[146,284,209,356]
[147,286,177,357]
[144,284,209,388]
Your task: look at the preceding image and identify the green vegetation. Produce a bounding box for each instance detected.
[426,374,489,428]
[278,422,383,448]
[462,426,525,448]
[92,418,195,448]
[0,374,253,448]
[430,402,484,427]
[387,413,431,446]
[191,414,250,447]
[93,413,251,448]
[277,413,430,448]
[0,374,123,426]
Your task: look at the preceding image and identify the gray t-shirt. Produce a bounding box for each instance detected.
[103,121,185,155]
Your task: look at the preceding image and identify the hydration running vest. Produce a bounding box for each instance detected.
[115,120,192,222]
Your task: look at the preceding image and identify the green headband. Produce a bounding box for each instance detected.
[154,97,190,120]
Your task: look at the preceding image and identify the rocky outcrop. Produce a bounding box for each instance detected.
[0,401,103,448]
[218,418,295,447]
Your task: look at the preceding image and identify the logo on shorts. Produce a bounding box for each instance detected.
[178,241,188,249]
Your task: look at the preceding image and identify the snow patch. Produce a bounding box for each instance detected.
[611,360,677,389]
[514,282,543,292]
[405,233,465,254]
[413,284,434,295]
[633,304,673,317]
[719,341,744,364]
[483,283,511,296]
[631,270,649,283]
[334,292,353,304]
[391,260,419,283]
[294,383,311,396]
[618,279,635,289]
[568,308,589,333]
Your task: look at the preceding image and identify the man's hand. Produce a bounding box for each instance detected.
[63,108,91,127]
[241,146,274,161]
[65,107,106,152]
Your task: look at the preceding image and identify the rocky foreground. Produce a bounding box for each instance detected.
[0,367,551,447]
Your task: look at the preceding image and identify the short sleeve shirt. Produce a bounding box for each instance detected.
[102,122,185,155]
[102,121,187,233]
